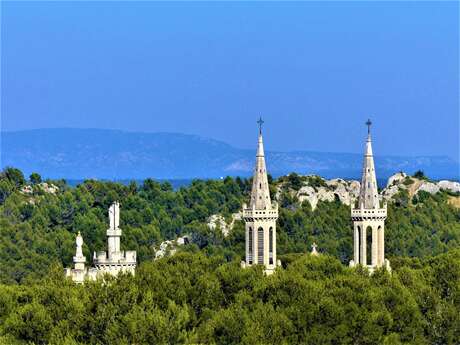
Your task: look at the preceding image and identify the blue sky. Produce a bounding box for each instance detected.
[2,1,458,159]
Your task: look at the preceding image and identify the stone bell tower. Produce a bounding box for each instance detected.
[350,120,390,272]
[242,118,279,274]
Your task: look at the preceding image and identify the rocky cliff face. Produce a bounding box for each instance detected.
[208,213,242,237]
[153,235,190,260]
[295,179,361,210]
[382,172,460,200]
[20,182,59,195]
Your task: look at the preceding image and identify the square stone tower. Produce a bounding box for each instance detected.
[93,202,137,275]
[350,120,390,272]
[242,118,280,274]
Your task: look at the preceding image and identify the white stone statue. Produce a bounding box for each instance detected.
[73,231,86,272]
[76,231,84,257]
[108,202,120,230]
[311,242,319,256]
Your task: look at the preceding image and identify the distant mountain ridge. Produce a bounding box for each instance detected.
[1,128,458,180]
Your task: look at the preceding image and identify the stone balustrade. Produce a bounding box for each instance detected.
[351,207,387,221]
[243,207,278,220]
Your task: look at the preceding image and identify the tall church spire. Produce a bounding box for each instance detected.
[350,119,390,272]
[242,118,279,274]
[249,117,271,209]
[358,119,379,209]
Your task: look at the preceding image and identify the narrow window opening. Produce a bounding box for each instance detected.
[269,227,273,265]
[357,226,361,262]
[366,226,372,264]
[248,227,253,264]
[258,227,264,264]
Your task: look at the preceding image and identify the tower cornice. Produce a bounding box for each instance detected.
[351,206,387,221]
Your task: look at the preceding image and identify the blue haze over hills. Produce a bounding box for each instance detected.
[1,129,458,181]
[2,2,459,163]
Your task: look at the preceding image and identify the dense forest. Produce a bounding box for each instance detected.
[0,167,459,344]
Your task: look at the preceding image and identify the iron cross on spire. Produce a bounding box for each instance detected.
[366,119,372,135]
[257,116,264,134]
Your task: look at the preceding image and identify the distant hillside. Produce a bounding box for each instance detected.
[1,129,458,180]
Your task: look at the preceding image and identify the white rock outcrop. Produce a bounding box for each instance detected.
[294,177,360,210]
[438,180,460,194]
[208,214,228,236]
[154,235,189,260]
[415,181,440,195]
[39,182,59,194]
[297,185,320,210]
[328,179,360,206]
[381,173,459,202]
[386,172,407,188]
[279,173,459,209]
[381,184,400,201]
[20,182,59,195]
[207,212,242,237]
[20,185,33,194]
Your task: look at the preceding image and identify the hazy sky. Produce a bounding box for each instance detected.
[2,1,459,159]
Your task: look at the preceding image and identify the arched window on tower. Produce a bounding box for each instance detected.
[258,227,264,264]
[269,227,273,265]
[248,227,253,264]
[357,225,361,263]
[366,226,372,264]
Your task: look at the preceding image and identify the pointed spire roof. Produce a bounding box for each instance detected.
[358,119,380,209]
[249,118,272,209]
